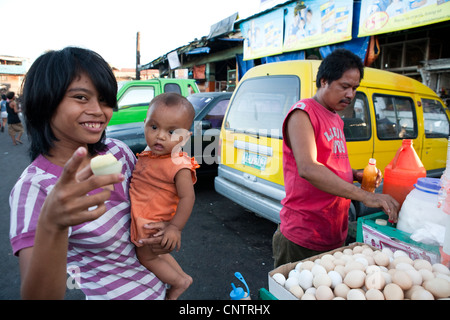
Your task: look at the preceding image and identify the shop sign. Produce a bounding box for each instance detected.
[358,0,450,37]
[283,0,353,53]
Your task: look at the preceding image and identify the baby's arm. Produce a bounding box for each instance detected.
[161,168,195,251]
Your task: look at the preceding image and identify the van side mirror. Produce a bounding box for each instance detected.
[202,120,212,130]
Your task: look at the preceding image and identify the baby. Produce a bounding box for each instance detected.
[129,93,199,300]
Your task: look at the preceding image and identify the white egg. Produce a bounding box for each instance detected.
[413,259,432,272]
[419,269,435,282]
[393,250,408,258]
[411,289,435,300]
[305,287,316,296]
[298,269,314,290]
[352,245,364,254]
[321,254,335,261]
[294,262,303,271]
[343,248,353,255]
[301,293,316,300]
[316,285,334,300]
[366,265,381,274]
[396,262,415,271]
[328,270,343,289]
[285,276,299,290]
[289,285,304,299]
[347,289,366,300]
[334,283,350,298]
[289,269,300,279]
[344,270,366,289]
[299,260,315,271]
[405,269,423,286]
[362,247,374,256]
[272,273,286,286]
[311,264,327,276]
[373,251,390,267]
[313,273,332,288]
[355,257,369,268]
[366,288,385,300]
[381,247,394,258]
[432,263,450,275]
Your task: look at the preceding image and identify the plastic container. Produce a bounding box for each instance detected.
[230,272,251,300]
[397,178,447,234]
[382,139,426,207]
[361,158,378,193]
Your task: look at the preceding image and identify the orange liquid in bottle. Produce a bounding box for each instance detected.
[361,158,377,193]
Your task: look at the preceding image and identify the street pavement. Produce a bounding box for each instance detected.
[0,125,277,300]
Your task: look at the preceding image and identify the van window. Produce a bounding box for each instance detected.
[205,99,229,129]
[118,86,155,110]
[164,83,182,94]
[338,92,371,141]
[373,94,417,140]
[224,76,300,138]
[422,98,450,138]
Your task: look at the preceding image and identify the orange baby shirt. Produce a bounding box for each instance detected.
[129,151,199,246]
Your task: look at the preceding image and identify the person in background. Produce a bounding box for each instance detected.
[1,94,7,132]
[6,91,24,145]
[273,49,399,267]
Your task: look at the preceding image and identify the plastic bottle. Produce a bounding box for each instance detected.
[396,178,447,234]
[361,158,378,193]
[229,272,251,300]
[437,137,450,208]
[382,139,426,207]
[440,138,450,267]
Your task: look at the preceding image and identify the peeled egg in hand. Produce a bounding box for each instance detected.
[90,153,122,176]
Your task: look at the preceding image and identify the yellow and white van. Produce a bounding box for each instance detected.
[214,60,450,223]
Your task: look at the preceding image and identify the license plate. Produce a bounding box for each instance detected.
[241,152,267,171]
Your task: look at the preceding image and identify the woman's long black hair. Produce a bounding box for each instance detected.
[22,47,118,161]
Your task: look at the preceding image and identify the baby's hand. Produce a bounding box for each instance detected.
[161,224,182,251]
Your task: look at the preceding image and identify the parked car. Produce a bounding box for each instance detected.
[214,60,450,223]
[185,92,232,172]
[106,91,232,173]
[106,78,199,152]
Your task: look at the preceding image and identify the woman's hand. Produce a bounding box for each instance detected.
[20,147,124,299]
[40,147,124,231]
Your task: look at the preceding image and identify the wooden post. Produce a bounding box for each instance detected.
[136,32,141,80]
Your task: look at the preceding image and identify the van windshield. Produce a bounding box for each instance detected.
[224,76,300,138]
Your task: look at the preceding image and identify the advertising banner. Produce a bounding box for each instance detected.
[358,0,450,37]
[241,8,284,61]
[283,0,354,53]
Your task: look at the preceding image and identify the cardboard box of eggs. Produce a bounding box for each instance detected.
[268,242,450,300]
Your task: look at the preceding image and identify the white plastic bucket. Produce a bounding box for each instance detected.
[397,178,448,234]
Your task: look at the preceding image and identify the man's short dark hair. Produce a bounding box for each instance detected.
[316,49,364,88]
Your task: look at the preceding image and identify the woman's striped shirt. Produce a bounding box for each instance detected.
[9,138,166,300]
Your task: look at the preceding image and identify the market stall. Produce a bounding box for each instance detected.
[262,140,450,300]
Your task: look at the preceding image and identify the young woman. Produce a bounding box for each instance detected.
[9,47,168,300]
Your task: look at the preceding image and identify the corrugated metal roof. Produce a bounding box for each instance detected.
[0,65,27,75]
